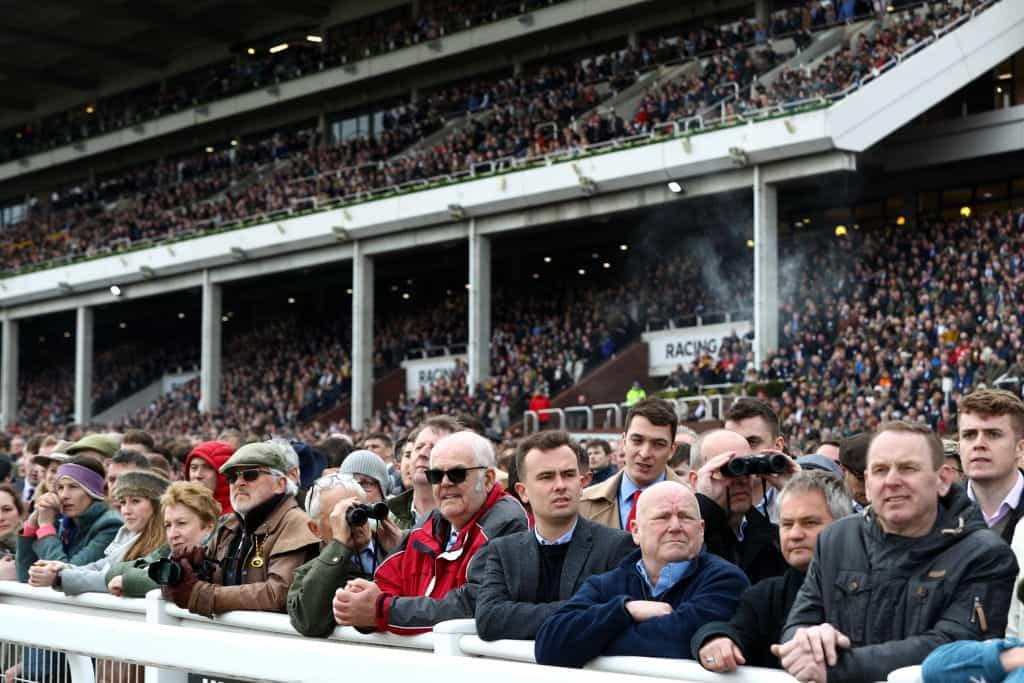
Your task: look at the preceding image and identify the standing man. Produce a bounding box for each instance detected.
[579,398,683,530]
[775,421,1018,683]
[162,443,320,616]
[585,439,617,485]
[475,431,635,641]
[535,481,749,667]
[693,471,853,671]
[838,433,870,511]
[387,417,459,529]
[288,474,397,637]
[360,432,402,496]
[958,389,1024,542]
[688,428,787,583]
[724,398,796,523]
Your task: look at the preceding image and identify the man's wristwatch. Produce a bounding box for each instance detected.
[53,569,63,589]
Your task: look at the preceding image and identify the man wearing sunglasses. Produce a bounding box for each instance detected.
[334,430,528,634]
[161,443,320,617]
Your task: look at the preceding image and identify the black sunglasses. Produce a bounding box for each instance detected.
[426,466,487,485]
[225,469,271,484]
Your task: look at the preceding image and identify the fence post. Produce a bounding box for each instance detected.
[432,619,477,657]
[145,591,187,683]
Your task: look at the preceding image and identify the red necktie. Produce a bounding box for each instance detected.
[625,489,642,530]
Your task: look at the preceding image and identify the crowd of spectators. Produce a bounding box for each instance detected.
[0,0,988,275]
[0,0,567,163]
[662,208,1024,454]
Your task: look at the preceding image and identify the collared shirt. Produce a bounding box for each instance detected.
[535,519,578,546]
[445,527,460,552]
[735,516,749,542]
[619,472,666,529]
[967,470,1024,528]
[635,558,691,597]
[352,540,377,574]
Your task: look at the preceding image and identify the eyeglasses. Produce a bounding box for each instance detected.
[426,466,487,485]
[225,469,271,485]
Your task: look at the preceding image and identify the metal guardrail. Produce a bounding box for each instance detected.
[0,581,927,683]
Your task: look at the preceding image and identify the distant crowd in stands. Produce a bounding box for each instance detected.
[0,0,990,274]
[664,207,1024,455]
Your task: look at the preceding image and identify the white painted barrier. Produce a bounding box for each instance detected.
[0,584,925,683]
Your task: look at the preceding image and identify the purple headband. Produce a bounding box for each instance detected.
[55,463,106,501]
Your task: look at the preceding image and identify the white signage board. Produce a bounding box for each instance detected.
[402,354,468,395]
[643,321,753,376]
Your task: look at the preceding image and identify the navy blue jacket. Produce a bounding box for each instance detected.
[534,547,750,668]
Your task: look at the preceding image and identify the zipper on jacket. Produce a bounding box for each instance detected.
[972,596,988,632]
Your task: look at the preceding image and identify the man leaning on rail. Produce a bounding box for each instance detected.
[774,421,1019,683]
[474,430,635,641]
[161,443,320,616]
[534,480,749,667]
[333,430,528,634]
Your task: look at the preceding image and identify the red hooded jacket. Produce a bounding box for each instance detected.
[184,441,234,514]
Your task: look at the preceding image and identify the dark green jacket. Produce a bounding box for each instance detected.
[287,539,388,637]
[105,544,171,598]
[387,489,415,530]
[16,502,122,582]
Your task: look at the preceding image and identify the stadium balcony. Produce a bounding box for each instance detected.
[0,0,669,185]
[0,0,1021,432]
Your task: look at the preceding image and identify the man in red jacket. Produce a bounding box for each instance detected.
[333,430,528,634]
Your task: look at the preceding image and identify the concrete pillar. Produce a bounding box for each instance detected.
[1,317,18,429]
[512,62,523,76]
[627,32,638,49]
[351,242,374,430]
[756,0,770,26]
[468,220,492,389]
[753,166,779,366]
[316,111,328,144]
[74,306,94,426]
[200,271,223,414]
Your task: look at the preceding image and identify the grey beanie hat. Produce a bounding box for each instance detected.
[340,450,389,498]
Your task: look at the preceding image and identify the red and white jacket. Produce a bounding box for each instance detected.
[372,485,528,634]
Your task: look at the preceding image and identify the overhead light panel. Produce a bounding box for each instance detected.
[667,181,684,194]
[109,285,122,297]
[269,43,289,54]
[306,35,323,43]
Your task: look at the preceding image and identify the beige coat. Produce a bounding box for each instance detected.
[578,468,684,530]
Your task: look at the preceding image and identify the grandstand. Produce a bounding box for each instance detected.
[0,0,1021,458]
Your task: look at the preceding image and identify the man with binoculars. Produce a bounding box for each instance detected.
[690,429,789,584]
[288,468,401,637]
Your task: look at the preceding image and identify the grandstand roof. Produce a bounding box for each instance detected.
[0,0,332,115]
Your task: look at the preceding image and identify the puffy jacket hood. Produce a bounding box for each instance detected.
[184,441,234,514]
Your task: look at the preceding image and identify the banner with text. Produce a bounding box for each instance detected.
[402,355,468,395]
[643,321,752,376]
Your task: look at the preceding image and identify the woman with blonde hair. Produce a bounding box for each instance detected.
[106,481,221,598]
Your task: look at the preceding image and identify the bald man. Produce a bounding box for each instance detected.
[535,482,749,668]
[688,429,787,584]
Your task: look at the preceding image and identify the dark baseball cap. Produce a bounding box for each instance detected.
[839,433,871,478]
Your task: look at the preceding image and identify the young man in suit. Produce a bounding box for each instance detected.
[579,398,684,530]
[475,430,635,640]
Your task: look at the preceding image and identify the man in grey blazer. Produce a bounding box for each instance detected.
[475,430,635,641]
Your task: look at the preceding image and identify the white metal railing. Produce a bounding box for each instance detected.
[0,586,927,683]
